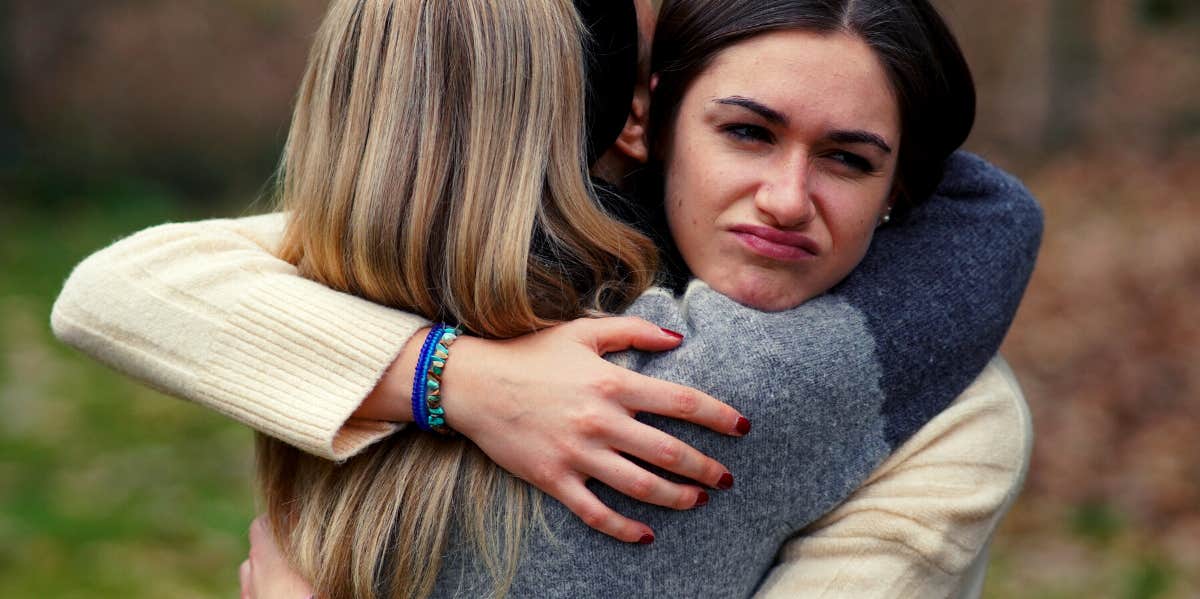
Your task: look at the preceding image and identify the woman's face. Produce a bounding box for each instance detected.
[663,30,900,311]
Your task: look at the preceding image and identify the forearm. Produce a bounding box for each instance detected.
[753,358,1032,599]
[51,213,428,459]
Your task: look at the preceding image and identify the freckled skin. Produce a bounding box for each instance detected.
[663,31,901,311]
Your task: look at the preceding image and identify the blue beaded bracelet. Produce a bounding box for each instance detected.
[424,326,459,434]
[411,326,444,432]
[411,324,460,434]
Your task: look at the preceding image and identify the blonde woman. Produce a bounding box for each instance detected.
[54,0,1040,597]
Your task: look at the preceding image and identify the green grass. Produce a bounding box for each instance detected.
[1,192,255,598]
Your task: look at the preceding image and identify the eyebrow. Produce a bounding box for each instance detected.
[713,96,893,154]
[828,130,893,154]
[715,96,788,126]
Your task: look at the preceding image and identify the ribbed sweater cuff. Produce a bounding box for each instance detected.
[196,275,429,460]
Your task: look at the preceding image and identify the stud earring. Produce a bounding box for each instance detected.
[879,207,893,226]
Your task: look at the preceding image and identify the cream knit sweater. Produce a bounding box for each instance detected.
[51,213,1030,597]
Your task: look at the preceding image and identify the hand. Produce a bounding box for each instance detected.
[440,317,750,544]
[239,516,315,599]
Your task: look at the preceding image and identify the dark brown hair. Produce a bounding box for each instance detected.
[648,0,976,212]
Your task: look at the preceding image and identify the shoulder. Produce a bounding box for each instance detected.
[872,357,1032,492]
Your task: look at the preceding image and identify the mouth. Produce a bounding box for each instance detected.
[728,225,820,262]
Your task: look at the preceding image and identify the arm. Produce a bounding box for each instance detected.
[620,151,1042,452]
[51,211,745,544]
[50,212,425,460]
[753,357,1031,599]
[53,152,1038,540]
[237,357,1031,598]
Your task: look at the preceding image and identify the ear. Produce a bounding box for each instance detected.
[879,190,898,226]
[612,83,651,164]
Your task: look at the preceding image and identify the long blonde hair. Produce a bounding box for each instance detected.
[258,1,658,598]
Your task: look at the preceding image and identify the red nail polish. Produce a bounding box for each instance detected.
[694,491,710,508]
[735,417,751,435]
[717,472,734,490]
[639,534,655,545]
[660,327,684,341]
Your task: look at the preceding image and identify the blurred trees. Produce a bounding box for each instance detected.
[939,0,1198,163]
[1045,0,1098,152]
[3,0,326,204]
[2,0,1196,205]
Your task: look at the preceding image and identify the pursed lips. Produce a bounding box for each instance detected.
[728,224,820,262]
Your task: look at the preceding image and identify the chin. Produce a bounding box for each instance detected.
[715,274,814,312]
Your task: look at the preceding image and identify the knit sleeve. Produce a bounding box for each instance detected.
[50,212,429,460]
[839,151,1043,448]
[753,357,1032,599]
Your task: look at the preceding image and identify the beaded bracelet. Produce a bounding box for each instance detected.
[410,326,444,431]
[411,324,460,434]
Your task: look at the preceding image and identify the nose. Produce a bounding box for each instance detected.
[754,159,816,229]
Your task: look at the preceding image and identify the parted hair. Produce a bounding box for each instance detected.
[261,1,658,598]
[649,0,976,213]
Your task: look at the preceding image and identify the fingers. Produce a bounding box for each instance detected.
[553,477,656,544]
[583,452,712,512]
[613,422,732,491]
[239,559,252,599]
[571,316,685,355]
[248,516,272,557]
[620,374,750,436]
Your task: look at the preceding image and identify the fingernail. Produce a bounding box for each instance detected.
[660,327,684,341]
[694,491,709,508]
[735,417,751,435]
[717,472,734,490]
[639,533,655,545]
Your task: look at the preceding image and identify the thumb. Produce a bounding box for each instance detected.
[571,316,684,355]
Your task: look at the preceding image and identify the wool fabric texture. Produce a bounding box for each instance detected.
[51,152,1041,596]
[420,151,1042,597]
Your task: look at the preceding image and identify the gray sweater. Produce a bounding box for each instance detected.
[430,151,1042,597]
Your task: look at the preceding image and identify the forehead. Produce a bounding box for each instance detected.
[697,30,899,137]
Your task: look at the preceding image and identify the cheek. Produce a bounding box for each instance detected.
[817,183,890,264]
[665,147,722,232]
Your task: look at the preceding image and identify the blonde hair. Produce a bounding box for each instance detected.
[258,1,659,598]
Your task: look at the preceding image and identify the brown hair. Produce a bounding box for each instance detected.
[649,0,976,212]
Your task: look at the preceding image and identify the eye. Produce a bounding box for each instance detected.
[826,150,875,173]
[722,123,774,144]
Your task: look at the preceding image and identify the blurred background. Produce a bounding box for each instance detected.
[1,0,1197,597]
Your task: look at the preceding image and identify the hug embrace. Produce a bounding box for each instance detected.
[52,0,1042,598]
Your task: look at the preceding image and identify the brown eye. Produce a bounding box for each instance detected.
[827,150,874,173]
[723,124,774,144]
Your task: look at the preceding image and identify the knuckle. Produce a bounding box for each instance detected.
[672,389,701,416]
[627,474,656,500]
[249,515,273,546]
[580,506,610,530]
[588,373,625,401]
[573,410,610,438]
[655,439,683,468]
[529,462,561,488]
[627,317,653,331]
